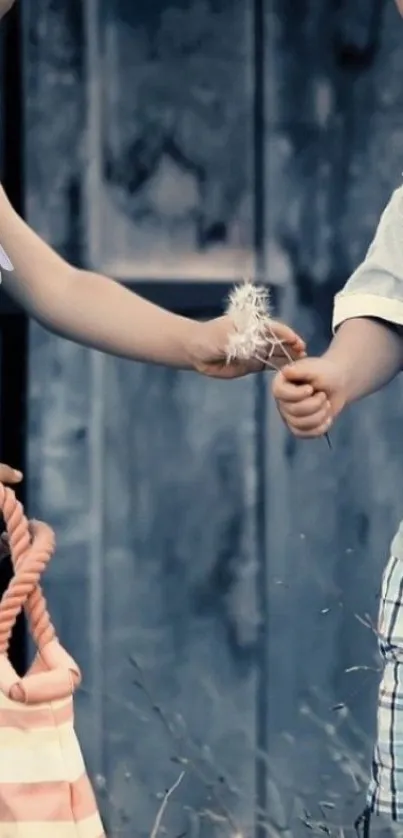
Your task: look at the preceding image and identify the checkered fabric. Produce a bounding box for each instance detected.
[366,555,403,822]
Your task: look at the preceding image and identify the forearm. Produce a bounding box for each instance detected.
[39,268,199,366]
[0,186,199,367]
[325,317,403,404]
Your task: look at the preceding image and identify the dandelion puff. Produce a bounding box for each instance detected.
[225,279,332,448]
[225,279,274,363]
[225,278,292,369]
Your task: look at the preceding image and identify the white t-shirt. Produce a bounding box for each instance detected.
[333,186,403,331]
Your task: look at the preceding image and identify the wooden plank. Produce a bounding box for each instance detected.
[100,362,258,835]
[81,0,254,280]
[262,3,403,836]
[24,1,258,834]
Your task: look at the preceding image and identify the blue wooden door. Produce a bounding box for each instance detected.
[23,0,403,835]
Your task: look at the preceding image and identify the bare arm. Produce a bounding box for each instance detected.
[325,317,403,405]
[328,186,403,404]
[273,188,403,436]
[0,187,199,367]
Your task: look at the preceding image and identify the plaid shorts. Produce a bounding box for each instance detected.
[366,554,403,822]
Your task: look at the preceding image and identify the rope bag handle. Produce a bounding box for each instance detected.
[0,482,81,704]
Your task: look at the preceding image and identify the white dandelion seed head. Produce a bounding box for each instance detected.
[225,279,273,361]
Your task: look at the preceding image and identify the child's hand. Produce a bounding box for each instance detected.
[191,316,306,379]
[272,356,347,438]
[0,463,23,560]
[0,464,22,485]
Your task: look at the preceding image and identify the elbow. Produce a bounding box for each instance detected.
[25,264,79,332]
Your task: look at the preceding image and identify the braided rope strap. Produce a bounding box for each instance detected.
[0,483,81,704]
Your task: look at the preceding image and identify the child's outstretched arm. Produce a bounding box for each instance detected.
[324,185,403,403]
[0,186,305,376]
[273,185,403,437]
[0,186,203,368]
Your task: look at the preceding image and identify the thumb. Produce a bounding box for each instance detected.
[0,464,23,484]
[281,359,317,385]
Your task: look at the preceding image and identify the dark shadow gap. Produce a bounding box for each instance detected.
[0,0,28,676]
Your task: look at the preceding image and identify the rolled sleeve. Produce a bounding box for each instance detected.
[332,186,403,332]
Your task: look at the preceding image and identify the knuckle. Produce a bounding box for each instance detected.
[297,414,319,430]
[298,417,322,434]
[316,407,328,424]
[300,398,314,414]
[281,402,295,417]
[273,381,285,399]
[312,394,325,411]
[277,400,288,416]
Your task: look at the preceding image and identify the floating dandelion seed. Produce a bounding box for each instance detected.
[0,244,14,284]
[225,279,331,448]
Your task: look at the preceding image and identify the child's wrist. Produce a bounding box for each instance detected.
[321,348,350,409]
[179,318,205,371]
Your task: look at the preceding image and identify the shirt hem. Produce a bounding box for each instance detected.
[332,293,403,333]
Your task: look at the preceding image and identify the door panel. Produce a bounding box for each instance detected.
[23,0,403,835]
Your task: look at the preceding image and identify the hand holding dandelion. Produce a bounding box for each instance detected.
[188,283,305,379]
[225,280,331,447]
[225,280,298,371]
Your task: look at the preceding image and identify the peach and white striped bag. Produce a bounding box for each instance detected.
[0,482,105,837]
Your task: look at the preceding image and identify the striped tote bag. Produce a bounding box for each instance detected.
[0,482,105,838]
